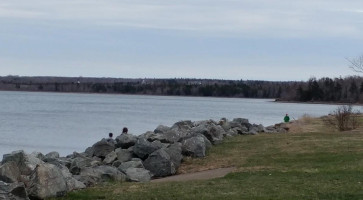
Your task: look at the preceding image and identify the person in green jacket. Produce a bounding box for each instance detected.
[284,114,290,123]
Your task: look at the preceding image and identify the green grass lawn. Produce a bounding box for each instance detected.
[54,118,363,200]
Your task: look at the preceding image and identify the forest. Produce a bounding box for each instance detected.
[0,75,362,103]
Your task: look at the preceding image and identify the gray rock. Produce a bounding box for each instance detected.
[125,168,151,182]
[0,161,20,183]
[118,160,144,173]
[154,125,171,134]
[0,181,29,200]
[84,147,95,157]
[78,166,126,186]
[232,118,249,124]
[28,163,68,199]
[112,160,122,168]
[133,138,163,160]
[192,124,224,145]
[45,151,60,160]
[115,134,138,149]
[69,156,99,175]
[164,143,183,169]
[92,139,115,158]
[181,136,206,158]
[115,148,132,163]
[143,149,176,177]
[1,150,44,176]
[171,120,193,132]
[30,152,45,161]
[103,151,117,164]
[57,164,86,192]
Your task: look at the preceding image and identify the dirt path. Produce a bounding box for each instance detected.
[151,167,236,183]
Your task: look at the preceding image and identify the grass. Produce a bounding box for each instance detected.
[52,116,363,200]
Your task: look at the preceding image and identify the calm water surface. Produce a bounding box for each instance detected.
[0,91,360,157]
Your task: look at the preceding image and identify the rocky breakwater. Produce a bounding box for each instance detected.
[0,118,288,199]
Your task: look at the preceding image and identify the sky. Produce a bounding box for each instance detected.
[0,0,363,81]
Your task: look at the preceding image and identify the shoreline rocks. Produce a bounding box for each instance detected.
[0,118,288,199]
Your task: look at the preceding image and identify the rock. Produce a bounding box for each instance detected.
[257,124,265,132]
[30,152,45,161]
[28,164,68,199]
[154,125,171,134]
[112,160,122,168]
[0,161,21,183]
[192,124,224,145]
[103,151,117,164]
[124,168,151,182]
[181,136,206,158]
[143,149,176,177]
[92,139,115,158]
[232,118,249,124]
[0,181,29,200]
[133,138,163,160]
[45,151,60,160]
[164,143,183,169]
[171,120,193,132]
[1,150,44,176]
[57,164,86,192]
[78,166,126,186]
[146,130,180,144]
[115,148,132,163]
[69,156,99,175]
[115,134,138,149]
[84,147,95,157]
[117,160,144,173]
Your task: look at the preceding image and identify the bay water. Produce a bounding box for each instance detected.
[0,91,360,157]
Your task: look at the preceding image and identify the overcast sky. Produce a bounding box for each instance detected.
[1,0,363,81]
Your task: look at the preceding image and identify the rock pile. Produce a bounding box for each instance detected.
[0,118,288,199]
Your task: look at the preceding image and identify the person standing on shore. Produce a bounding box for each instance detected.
[284,114,290,123]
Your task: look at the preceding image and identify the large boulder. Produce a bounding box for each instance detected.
[118,160,144,173]
[191,124,224,145]
[154,125,171,134]
[28,164,68,199]
[133,138,163,160]
[164,143,183,169]
[0,161,21,183]
[171,120,193,133]
[69,156,100,175]
[56,164,86,192]
[124,168,151,182]
[143,149,176,177]
[115,148,133,163]
[1,150,44,176]
[92,139,115,158]
[115,134,137,149]
[77,166,126,186]
[145,130,180,144]
[45,151,60,160]
[0,181,29,200]
[181,136,207,158]
[103,151,117,164]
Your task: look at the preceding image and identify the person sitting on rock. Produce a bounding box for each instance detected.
[106,132,116,144]
[122,127,128,134]
[284,114,290,123]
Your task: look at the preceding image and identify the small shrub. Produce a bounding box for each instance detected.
[324,105,361,131]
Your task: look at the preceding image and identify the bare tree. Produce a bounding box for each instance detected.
[346,55,363,73]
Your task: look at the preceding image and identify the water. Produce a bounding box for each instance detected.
[0,91,360,157]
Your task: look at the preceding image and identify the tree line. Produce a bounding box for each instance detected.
[1,75,362,103]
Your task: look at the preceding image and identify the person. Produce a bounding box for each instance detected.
[106,132,115,143]
[122,127,128,134]
[284,114,290,123]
